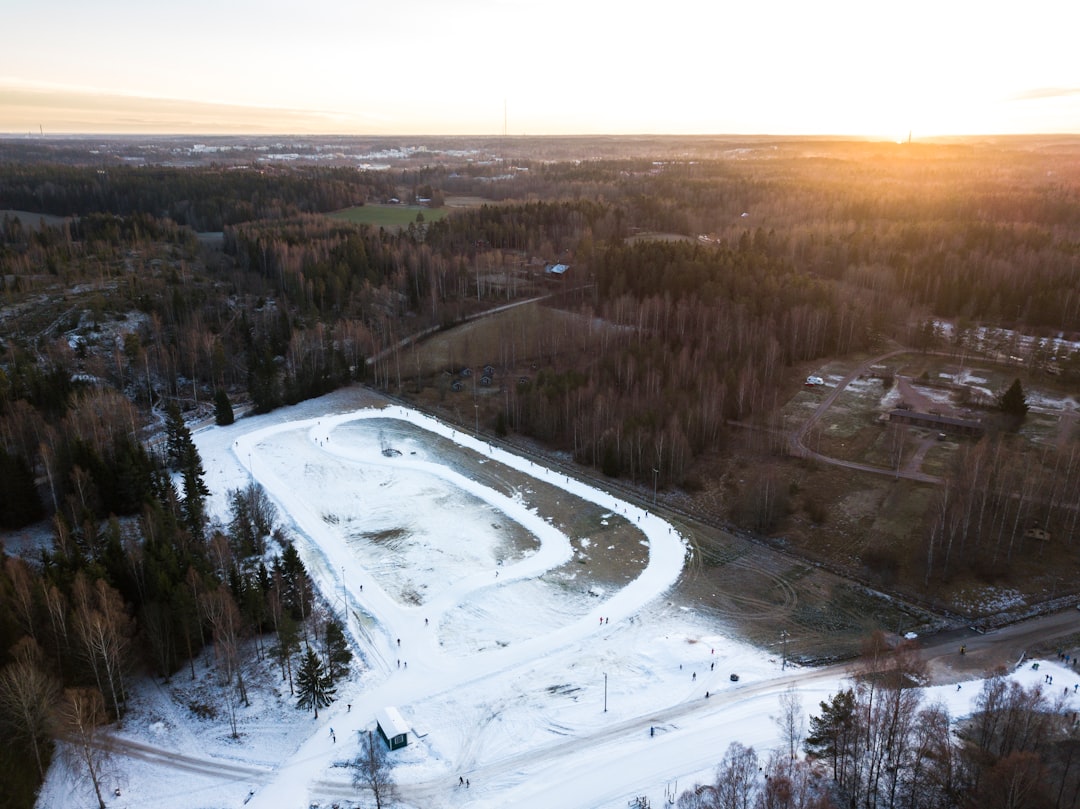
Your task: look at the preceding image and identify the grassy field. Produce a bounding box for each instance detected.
[329,204,450,228]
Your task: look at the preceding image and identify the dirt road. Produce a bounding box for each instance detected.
[918,607,1080,683]
[788,349,942,483]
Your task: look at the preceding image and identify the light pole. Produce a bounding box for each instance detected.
[604,672,608,713]
[474,403,479,438]
[652,467,659,504]
[781,630,789,671]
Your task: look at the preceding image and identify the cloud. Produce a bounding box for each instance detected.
[0,83,384,134]
[1010,87,1080,102]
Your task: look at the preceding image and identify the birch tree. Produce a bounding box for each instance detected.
[53,687,112,809]
[72,575,133,719]
[0,638,60,779]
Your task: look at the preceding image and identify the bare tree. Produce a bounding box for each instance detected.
[53,687,112,809]
[351,729,397,809]
[199,583,249,708]
[714,741,759,809]
[756,751,828,809]
[775,685,805,762]
[904,703,958,809]
[72,575,133,719]
[200,584,239,680]
[5,556,38,641]
[227,482,278,556]
[0,638,60,778]
[43,581,70,677]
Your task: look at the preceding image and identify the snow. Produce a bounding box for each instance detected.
[33,388,1080,809]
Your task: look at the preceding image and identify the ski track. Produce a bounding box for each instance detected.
[231,405,689,809]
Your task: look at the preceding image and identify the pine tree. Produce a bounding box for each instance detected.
[804,688,857,786]
[214,388,234,426]
[163,401,190,469]
[295,646,334,718]
[280,543,311,622]
[324,618,352,681]
[179,442,211,539]
[162,399,211,537]
[272,610,300,694]
[997,378,1029,429]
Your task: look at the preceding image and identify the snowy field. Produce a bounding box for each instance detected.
[34,388,1080,809]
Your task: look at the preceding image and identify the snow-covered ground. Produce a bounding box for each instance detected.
[34,388,1080,809]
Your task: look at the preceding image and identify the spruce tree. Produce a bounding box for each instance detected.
[997,377,1029,430]
[295,646,335,718]
[179,442,211,539]
[164,401,191,469]
[324,618,352,681]
[998,378,1029,418]
[214,388,234,426]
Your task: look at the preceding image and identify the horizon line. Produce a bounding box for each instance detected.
[4,131,1080,140]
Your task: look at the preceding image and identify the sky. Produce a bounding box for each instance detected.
[2,1,1079,139]
[32,389,1080,809]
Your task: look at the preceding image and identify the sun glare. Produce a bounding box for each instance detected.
[2,0,1079,135]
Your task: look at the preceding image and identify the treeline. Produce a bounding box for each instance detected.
[924,434,1080,584]
[0,410,346,809]
[679,639,1080,809]
[424,198,618,254]
[0,163,392,231]
[502,238,876,485]
[3,143,1079,528]
[0,384,156,532]
[223,202,621,406]
[416,146,1080,335]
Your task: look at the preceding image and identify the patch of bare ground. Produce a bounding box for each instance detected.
[402,301,583,380]
[544,515,648,592]
[442,195,493,208]
[372,414,651,591]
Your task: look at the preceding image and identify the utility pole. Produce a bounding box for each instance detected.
[604,672,608,713]
[652,467,659,504]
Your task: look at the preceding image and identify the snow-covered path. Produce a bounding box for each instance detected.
[231,402,694,809]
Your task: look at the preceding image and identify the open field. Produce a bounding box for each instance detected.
[0,209,70,229]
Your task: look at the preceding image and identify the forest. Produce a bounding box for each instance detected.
[676,636,1080,809]
[2,134,1080,808]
